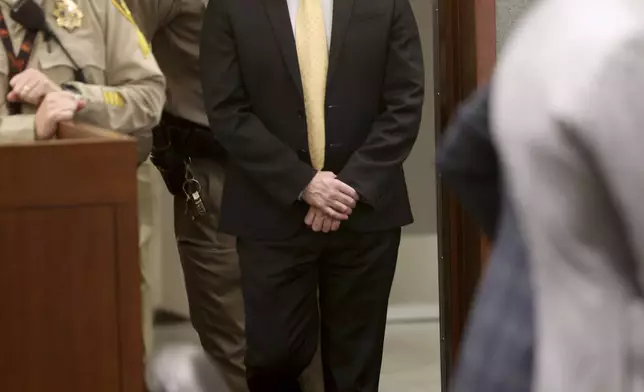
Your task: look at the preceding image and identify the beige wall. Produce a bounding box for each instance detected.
[146,171,188,315]
[496,0,533,51]
[387,0,439,320]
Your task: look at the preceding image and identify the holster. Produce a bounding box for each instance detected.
[150,112,226,196]
[150,123,185,195]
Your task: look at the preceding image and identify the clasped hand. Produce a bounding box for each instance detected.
[302,171,359,233]
[7,69,84,140]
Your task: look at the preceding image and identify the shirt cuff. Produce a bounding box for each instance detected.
[61,83,83,99]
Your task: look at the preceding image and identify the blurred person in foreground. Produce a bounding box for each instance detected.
[0,0,165,361]
[492,0,644,390]
[437,86,534,392]
[200,0,424,390]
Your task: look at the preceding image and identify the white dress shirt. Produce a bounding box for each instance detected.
[286,0,333,50]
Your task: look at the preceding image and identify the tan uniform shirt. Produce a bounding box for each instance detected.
[0,0,166,143]
[127,0,207,126]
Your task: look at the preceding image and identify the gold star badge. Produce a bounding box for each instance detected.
[53,0,84,32]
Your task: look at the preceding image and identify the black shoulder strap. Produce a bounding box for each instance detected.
[0,10,38,115]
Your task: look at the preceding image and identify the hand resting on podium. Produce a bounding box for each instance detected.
[0,69,85,143]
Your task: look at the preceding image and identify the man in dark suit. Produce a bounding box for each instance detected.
[199,0,424,391]
[437,86,535,392]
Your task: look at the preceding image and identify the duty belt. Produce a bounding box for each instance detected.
[157,111,227,162]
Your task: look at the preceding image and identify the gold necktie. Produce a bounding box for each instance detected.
[296,0,328,170]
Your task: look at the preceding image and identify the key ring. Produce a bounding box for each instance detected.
[182,177,202,197]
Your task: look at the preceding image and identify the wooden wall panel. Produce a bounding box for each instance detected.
[435,0,497,388]
[0,207,120,392]
[475,0,498,84]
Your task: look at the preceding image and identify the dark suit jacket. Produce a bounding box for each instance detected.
[437,87,534,392]
[200,0,424,239]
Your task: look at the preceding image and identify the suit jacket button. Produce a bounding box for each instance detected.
[297,109,305,118]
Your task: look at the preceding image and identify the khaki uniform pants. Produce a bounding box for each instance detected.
[138,159,156,361]
[172,158,323,392]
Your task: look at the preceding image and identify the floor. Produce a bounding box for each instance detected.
[153,321,441,391]
[380,322,441,391]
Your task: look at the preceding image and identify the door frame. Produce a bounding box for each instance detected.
[434,0,497,388]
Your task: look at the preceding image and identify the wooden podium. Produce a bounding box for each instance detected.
[0,122,143,392]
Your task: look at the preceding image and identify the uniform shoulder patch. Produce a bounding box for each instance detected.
[110,0,151,58]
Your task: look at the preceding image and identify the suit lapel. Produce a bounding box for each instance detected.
[262,0,303,98]
[327,0,354,87]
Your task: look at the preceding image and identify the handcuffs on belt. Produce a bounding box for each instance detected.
[182,158,208,219]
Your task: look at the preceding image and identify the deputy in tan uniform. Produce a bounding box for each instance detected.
[126,0,322,390]
[0,0,165,361]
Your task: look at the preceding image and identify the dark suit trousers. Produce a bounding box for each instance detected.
[237,228,401,392]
